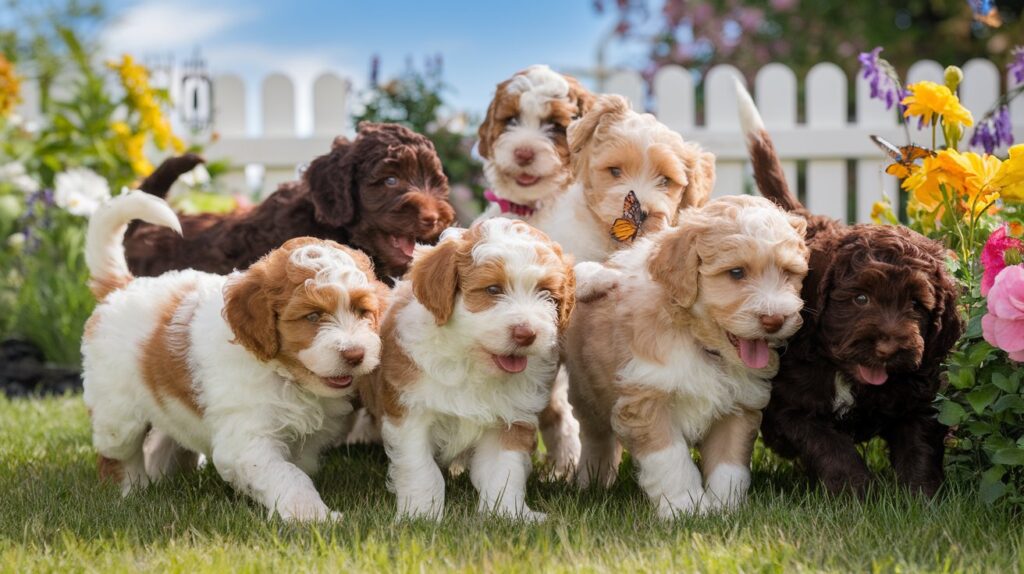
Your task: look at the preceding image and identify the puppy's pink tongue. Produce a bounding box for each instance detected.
[492,354,528,374]
[856,365,888,385]
[738,338,770,369]
[391,236,416,257]
[515,174,539,186]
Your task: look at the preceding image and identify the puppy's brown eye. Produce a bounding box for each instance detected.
[609,167,622,178]
[506,117,519,128]
[538,289,553,300]
[658,176,672,187]
[728,268,745,280]
[854,294,869,306]
[305,312,321,323]
[385,176,399,187]
[486,285,503,296]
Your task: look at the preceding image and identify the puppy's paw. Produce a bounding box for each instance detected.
[574,262,622,303]
[276,492,334,523]
[655,491,708,520]
[519,509,548,523]
[704,463,751,512]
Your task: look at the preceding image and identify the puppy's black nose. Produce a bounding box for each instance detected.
[760,314,784,334]
[511,324,536,347]
[342,347,365,367]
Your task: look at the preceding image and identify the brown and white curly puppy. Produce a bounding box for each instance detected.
[125,123,455,281]
[736,82,964,497]
[476,65,594,219]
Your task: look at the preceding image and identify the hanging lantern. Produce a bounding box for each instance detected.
[180,50,213,132]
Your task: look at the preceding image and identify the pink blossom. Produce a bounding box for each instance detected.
[981,225,1023,296]
[982,265,1024,362]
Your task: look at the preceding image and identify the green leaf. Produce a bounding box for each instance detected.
[991,448,1024,466]
[964,421,997,436]
[937,401,967,426]
[980,466,1008,504]
[991,372,1019,394]
[965,313,983,339]
[993,395,1024,414]
[967,342,995,367]
[985,434,1014,452]
[952,368,975,390]
[966,385,1000,414]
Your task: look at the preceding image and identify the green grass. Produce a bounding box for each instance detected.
[1,395,1021,573]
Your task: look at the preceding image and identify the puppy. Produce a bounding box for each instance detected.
[476,64,594,219]
[532,94,716,263]
[359,218,575,520]
[83,191,389,521]
[126,123,455,281]
[736,82,963,497]
[565,195,809,518]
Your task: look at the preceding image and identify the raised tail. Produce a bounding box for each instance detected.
[86,190,182,299]
[138,154,205,200]
[734,78,802,212]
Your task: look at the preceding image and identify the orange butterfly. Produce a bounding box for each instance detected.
[974,7,1002,28]
[610,190,647,243]
[870,135,934,179]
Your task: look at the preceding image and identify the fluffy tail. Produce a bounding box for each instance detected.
[138,154,204,200]
[734,78,802,212]
[86,190,182,299]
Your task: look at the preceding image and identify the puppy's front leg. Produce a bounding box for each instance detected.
[381,413,445,520]
[212,437,339,523]
[698,408,761,511]
[613,389,704,519]
[765,408,871,496]
[881,413,946,497]
[471,423,545,522]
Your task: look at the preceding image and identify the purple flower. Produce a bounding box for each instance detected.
[369,54,380,87]
[1009,46,1024,85]
[971,105,1015,154]
[859,47,904,111]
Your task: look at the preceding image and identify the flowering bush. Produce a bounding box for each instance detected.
[0,27,193,365]
[863,48,1024,505]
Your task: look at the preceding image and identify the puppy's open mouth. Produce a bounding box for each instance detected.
[323,375,353,389]
[491,354,528,374]
[854,365,888,385]
[727,333,771,369]
[514,173,541,187]
[388,235,416,259]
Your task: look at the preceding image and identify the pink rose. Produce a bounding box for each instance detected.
[982,265,1024,362]
[981,225,1022,296]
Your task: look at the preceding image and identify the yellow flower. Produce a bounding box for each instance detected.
[901,81,974,129]
[996,144,1024,202]
[0,54,21,117]
[901,149,1003,219]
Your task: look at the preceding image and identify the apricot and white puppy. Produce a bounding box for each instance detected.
[360,218,575,521]
[565,195,809,519]
[82,191,389,522]
[477,64,594,219]
[533,94,716,263]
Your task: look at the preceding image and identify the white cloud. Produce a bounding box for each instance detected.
[102,0,247,54]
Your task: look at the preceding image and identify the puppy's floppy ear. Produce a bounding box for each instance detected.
[477,78,513,160]
[569,94,631,179]
[410,239,461,325]
[306,139,357,228]
[222,263,279,361]
[555,254,577,332]
[683,146,716,208]
[648,220,703,309]
[565,75,595,119]
[923,256,964,365]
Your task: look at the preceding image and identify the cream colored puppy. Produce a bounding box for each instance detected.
[565,195,809,518]
[360,218,575,521]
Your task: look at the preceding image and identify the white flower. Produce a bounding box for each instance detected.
[54,167,111,217]
[180,163,211,188]
[0,162,41,195]
[6,232,25,249]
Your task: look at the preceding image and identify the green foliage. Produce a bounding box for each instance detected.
[353,57,484,204]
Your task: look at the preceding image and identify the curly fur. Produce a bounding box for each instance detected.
[125,123,455,281]
[737,82,964,497]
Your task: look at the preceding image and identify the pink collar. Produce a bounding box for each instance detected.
[484,189,536,217]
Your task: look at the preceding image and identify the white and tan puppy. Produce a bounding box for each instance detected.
[360,218,575,521]
[565,195,809,518]
[82,191,389,522]
[533,94,716,263]
[476,64,594,220]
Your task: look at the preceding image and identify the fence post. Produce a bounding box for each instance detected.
[705,65,744,198]
[213,74,247,138]
[854,64,900,223]
[313,73,349,138]
[605,69,646,112]
[804,63,848,221]
[755,63,798,194]
[653,65,694,134]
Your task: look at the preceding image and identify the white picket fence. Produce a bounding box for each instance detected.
[16,60,1024,223]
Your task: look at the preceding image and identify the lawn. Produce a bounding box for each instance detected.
[1,394,1021,573]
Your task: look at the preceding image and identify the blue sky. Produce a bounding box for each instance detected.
[100,0,638,134]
